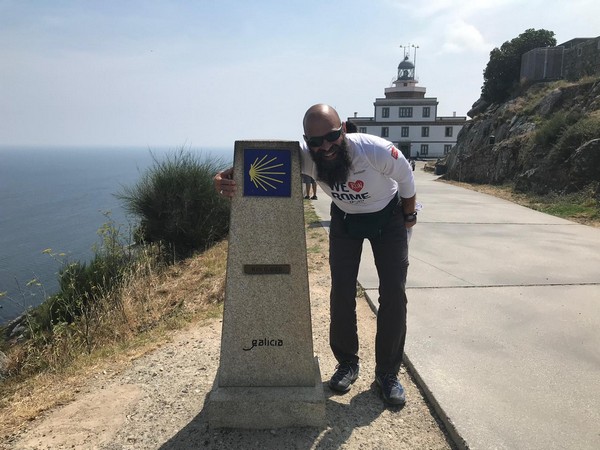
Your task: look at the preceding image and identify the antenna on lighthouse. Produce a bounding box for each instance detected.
[412,44,419,78]
[400,43,411,59]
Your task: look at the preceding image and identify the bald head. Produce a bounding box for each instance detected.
[303,104,342,137]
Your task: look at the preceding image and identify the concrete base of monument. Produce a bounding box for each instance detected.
[207,357,326,429]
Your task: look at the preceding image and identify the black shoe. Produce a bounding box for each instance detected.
[304,195,310,199]
[328,362,359,393]
[375,373,406,406]
[311,195,318,200]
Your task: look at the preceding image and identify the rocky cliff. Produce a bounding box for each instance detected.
[441,77,600,198]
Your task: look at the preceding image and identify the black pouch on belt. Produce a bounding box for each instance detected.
[332,194,400,239]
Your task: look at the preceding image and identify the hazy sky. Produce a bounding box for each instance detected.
[1,0,598,148]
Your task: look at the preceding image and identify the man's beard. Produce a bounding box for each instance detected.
[310,138,352,188]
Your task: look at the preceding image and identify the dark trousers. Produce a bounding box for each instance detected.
[329,206,409,375]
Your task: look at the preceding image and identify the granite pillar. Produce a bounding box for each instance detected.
[207,140,325,429]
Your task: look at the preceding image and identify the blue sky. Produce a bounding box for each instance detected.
[1,0,599,147]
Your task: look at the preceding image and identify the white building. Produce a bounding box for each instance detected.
[348,54,467,159]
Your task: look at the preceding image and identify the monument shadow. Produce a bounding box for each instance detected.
[159,383,392,449]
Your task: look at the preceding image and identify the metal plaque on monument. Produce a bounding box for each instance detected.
[207,140,325,429]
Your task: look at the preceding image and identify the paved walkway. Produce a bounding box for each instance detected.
[310,162,600,450]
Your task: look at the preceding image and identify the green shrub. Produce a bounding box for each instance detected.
[534,111,582,147]
[23,217,134,337]
[48,255,122,322]
[482,28,556,104]
[556,115,600,152]
[117,149,230,259]
[549,115,600,163]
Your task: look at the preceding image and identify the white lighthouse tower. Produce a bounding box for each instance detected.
[348,49,467,159]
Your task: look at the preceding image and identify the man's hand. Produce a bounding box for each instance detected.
[404,216,417,229]
[401,194,417,229]
[214,167,236,198]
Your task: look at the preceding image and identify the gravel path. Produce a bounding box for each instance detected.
[11,225,455,450]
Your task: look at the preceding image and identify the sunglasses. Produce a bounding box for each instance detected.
[303,126,343,148]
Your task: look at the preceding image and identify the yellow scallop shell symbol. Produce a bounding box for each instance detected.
[248,154,285,191]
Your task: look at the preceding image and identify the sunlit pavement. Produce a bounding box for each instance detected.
[310,162,600,450]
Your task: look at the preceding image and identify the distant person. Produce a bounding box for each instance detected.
[345,120,358,133]
[214,104,417,406]
[302,174,318,200]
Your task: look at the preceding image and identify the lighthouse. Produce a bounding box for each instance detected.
[348,50,467,159]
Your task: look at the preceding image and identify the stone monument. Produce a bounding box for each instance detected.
[207,140,326,429]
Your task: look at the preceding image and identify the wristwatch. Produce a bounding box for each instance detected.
[404,211,418,223]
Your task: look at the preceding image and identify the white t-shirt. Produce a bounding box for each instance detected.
[301,133,416,214]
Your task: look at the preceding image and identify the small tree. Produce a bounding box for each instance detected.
[118,149,231,259]
[482,28,556,104]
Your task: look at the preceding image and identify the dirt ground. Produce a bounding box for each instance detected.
[7,220,455,449]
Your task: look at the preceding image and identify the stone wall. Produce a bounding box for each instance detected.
[520,47,564,83]
[521,36,600,84]
[563,37,600,80]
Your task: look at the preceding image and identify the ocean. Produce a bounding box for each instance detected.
[0,146,232,325]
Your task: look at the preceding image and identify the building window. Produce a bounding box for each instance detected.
[359,127,367,133]
[423,107,430,118]
[444,144,452,154]
[420,144,429,155]
[421,126,429,137]
[401,126,409,137]
[381,127,389,137]
[399,107,413,118]
[382,107,390,118]
[445,126,453,137]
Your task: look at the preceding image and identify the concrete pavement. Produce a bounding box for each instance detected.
[309,162,600,450]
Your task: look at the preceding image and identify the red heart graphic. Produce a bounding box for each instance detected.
[348,180,364,192]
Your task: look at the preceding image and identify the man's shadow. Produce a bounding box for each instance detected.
[314,382,405,449]
[158,381,403,449]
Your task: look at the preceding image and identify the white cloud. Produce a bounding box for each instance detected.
[442,20,489,54]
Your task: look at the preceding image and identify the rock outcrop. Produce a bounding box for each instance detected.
[441,77,600,198]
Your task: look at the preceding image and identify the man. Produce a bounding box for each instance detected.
[214,104,417,406]
[302,173,318,200]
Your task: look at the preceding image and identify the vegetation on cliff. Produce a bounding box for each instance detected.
[441,28,599,224]
[0,150,231,381]
[444,76,599,198]
[117,150,230,259]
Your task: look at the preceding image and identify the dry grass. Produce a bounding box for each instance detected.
[441,179,600,228]
[1,206,326,441]
[0,240,228,440]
